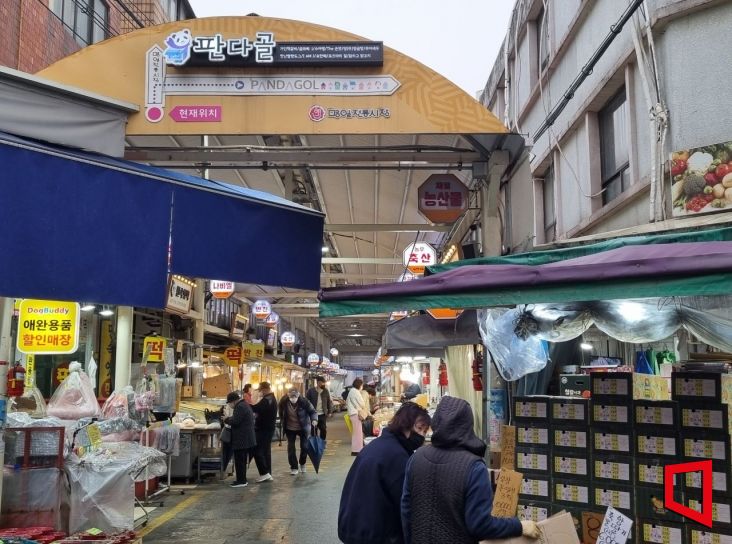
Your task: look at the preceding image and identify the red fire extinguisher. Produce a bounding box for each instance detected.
[7,363,26,397]
[422,370,430,386]
[438,360,448,387]
[472,352,483,392]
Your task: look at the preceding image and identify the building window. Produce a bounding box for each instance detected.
[536,5,549,72]
[600,87,630,205]
[51,0,109,45]
[543,164,556,243]
[160,0,179,20]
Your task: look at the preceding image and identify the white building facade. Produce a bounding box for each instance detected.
[481,0,732,253]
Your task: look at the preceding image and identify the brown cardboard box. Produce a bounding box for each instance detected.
[481,511,581,544]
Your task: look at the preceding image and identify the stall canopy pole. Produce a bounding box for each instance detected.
[114,306,134,390]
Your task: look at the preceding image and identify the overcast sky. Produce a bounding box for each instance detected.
[186,0,514,97]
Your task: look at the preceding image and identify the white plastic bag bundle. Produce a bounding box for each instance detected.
[8,385,48,418]
[47,362,100,420]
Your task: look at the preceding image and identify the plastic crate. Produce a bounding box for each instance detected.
[3,427,65,469]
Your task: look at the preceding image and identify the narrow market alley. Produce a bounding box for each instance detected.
[138,418,352,544]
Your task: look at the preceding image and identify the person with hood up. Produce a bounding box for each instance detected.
[401,396,540,543]
[223,391,256,488]
[339,402,431,544]
[252,381,278,482]
[278,388,318,475]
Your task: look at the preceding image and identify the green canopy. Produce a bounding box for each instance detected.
[426,225,732,274]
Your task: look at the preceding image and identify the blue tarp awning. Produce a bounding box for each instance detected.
[0,132,324,308]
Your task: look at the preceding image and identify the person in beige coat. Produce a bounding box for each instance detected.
[346,378,369,455]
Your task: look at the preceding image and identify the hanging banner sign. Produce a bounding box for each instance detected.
[210,280,235,299]
[265,312,280,328]
[223,345,243,367]
[243,341,265,359]
[281,331,296,348]
[231,313,248,340]
[403,242,436,275]
[253,300,272,320]
[143,336,165,363]
[166,276,194,314]
[98,319,114,398]
[17,299,80,355]
[418,174,469,223]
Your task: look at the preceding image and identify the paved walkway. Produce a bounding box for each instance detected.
[139,416,354,544]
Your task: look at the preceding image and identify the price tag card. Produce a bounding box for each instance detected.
[492,469,523,517]
[500,425,516,470]
[597,506,633,544]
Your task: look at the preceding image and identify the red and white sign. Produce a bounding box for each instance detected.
[281,331,296,348]
[307,353,320,364]
[418,174,468,223]
[403,242,436,275]
[170,105,222,122]
[210,280,235,299]
[253,300,272,320]
[265,312,279,328]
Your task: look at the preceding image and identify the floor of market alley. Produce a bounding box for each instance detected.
[138,416,353,544]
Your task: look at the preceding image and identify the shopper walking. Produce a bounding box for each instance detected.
[346,378,369,455]
[401,396,539,542]
[338,402,431,544]
[278,388,318,475]
[252,382,278,483]
[220,400,234,477]
[306,376,333,440]
[223,391,256,488]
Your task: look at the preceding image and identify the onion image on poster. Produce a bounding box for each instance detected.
[671,140,732,216]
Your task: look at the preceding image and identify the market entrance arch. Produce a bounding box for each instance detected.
[38,15,523,354]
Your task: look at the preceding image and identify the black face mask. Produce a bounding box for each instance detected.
[405,433,425,451]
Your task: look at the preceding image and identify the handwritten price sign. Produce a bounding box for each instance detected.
[597,506,633,544]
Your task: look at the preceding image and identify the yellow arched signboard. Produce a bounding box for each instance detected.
[38,17,509,137]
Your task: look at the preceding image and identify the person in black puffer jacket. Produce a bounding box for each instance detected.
[401,396,539,543]
[223,391,256,488]
[252,382,278,482]
[339,402,431,544]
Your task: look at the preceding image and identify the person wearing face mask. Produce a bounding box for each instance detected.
[223,391,256,488]
[401,396,540,543]
[306,376,333,441]
[338,402,431,544]
[278,388,318,475]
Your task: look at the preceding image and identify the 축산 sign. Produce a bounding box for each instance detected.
[403,242,436,275]
[17,299,80,355]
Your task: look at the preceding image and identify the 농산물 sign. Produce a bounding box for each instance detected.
[17,299,80,354]
[418,174,469,223]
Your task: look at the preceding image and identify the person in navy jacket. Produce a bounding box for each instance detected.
[401,396,539,543]
[338,402,431,544]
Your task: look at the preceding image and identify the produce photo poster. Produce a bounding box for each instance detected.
[671,140,732,216]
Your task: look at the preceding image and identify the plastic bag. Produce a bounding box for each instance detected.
[135,376,156,411]
[8,385,48,418]
[47,362,100,420]
[478,308,549,382]
[154,376,177,413]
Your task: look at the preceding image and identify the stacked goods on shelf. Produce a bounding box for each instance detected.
[513,397,551,524]
[549,397,592,541]
[590,372,635,537]
[673,372,732,543]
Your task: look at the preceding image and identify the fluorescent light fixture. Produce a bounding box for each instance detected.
[285,382,293,389]
[81,304,96,312]
[99,306,114,317]
[580,343,594,351]
[347,333,365,337]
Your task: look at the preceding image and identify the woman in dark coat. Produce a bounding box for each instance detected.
[338,402,431,544]
[224,391,256,487]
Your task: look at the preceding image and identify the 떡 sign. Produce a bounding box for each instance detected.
[253,300,272,320]
[166,276,193,314]
[210,279,235,299]
[403,242,436,275]
[143,336,165,363]
[223,345,243,367]
[17,299,80,355]
[418,174,469,223]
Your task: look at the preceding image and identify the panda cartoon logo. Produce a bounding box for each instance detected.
[164,29,192,66]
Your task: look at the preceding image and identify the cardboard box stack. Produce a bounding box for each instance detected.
[513,396,552,524]
[673,371,732,543]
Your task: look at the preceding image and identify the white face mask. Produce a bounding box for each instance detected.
[289,397,298,404]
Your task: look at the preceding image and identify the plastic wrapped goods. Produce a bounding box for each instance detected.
[0,467,69,531]
[47,362,100,420]
[8,386,48,418]
[100,386,136,420]
[153,376,177,413]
